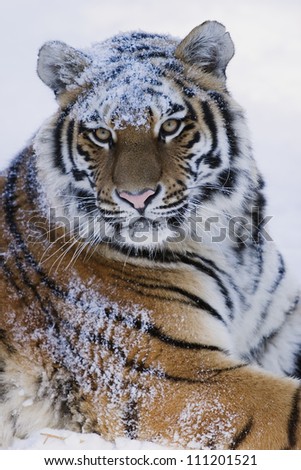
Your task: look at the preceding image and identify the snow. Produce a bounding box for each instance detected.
[72,32,180,129]
[174,397,238,450]
[38,275,160,400]
[9,429,168,450]
[1,0,301,451]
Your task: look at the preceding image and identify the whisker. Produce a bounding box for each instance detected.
[54,238,82,272]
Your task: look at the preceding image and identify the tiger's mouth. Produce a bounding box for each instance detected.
[101,186,191,247]
[52,187,191,250]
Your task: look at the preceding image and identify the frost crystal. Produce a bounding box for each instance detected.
[70,31,183,129]
[174,395,237,449]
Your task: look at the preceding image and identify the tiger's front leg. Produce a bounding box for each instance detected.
[1,332,300,450]
[131,354,301,449]
[73,317,301,450]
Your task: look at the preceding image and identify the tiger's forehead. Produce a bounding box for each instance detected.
[70,31,189,129]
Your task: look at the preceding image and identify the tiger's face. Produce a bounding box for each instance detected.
[70,79,213,249]
[35,23,258,254]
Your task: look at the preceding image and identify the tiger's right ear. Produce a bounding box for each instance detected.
[37,41,91,96]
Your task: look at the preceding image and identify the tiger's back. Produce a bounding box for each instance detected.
[1,21,301,449]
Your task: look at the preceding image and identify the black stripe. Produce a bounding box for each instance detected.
[72,169,88,181]
[166,103,185,116]
[229,417,254,450]
[293,348,301,380]
[145,88,172,106]
[175,253,234,316]
[217,168,237,194]
[163,62,184,75]
[185,156,198,180]
[202,151,222,169]
[123,392,139,440]
[0,381,10,403]
[287,386,301,448]
[250,190,267,245]
[136,51,170,60]
[201,100,218,151]
[173,80,196,98]
[66,119,77,170]
[95,332,242,384]
[245,295,301,366]
[128,32,164,40]
[197,168,237,202]
[3,154,65,300]
[126,278,226,324]
[76,143,93,163]
[105,246,229,323]
[249,244,264,294]
[183,99,198,121]
[181,124,196,135]
[105,243,171,263]
[109,281,202,311]
[268,252,286,294]
[158,196,187,211]
[129,359,246,384]
[0,256,23,296]
[185,131,200,149]
[0,359,5,374]
[258,255,287,324]
[143,321,225,351]
[245,328,279,364]
[107,243,240,310]
[118,248,234,317]
[25,151,40,207]
[286,295,300,318]
[53,116,68,173]
[103,65,127,82]
[99,302,225,352]
[167,207,188,227]
[208,91,240,160]
[0,328,17,354]
[69,186,97,213]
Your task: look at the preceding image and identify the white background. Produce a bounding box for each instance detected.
[1,0,301,449]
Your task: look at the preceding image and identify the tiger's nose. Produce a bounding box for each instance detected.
[117,188,157,212]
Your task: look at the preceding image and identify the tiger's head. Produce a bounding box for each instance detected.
[35,21,262,255]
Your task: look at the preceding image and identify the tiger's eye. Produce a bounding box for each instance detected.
[93,128,112,143]
[87,127,113,147]
[160,119,181,136]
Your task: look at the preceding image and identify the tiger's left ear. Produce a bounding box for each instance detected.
[175,21,234,79]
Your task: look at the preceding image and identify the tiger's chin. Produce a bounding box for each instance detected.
[67,216,190,257]
[101,216,189,254]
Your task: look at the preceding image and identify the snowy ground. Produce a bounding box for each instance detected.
[8,429,168,451]
[1,0,301,450]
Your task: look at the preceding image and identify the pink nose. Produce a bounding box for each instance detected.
[117,188,155,210]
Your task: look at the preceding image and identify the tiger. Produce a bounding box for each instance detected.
[1,20,301,450]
